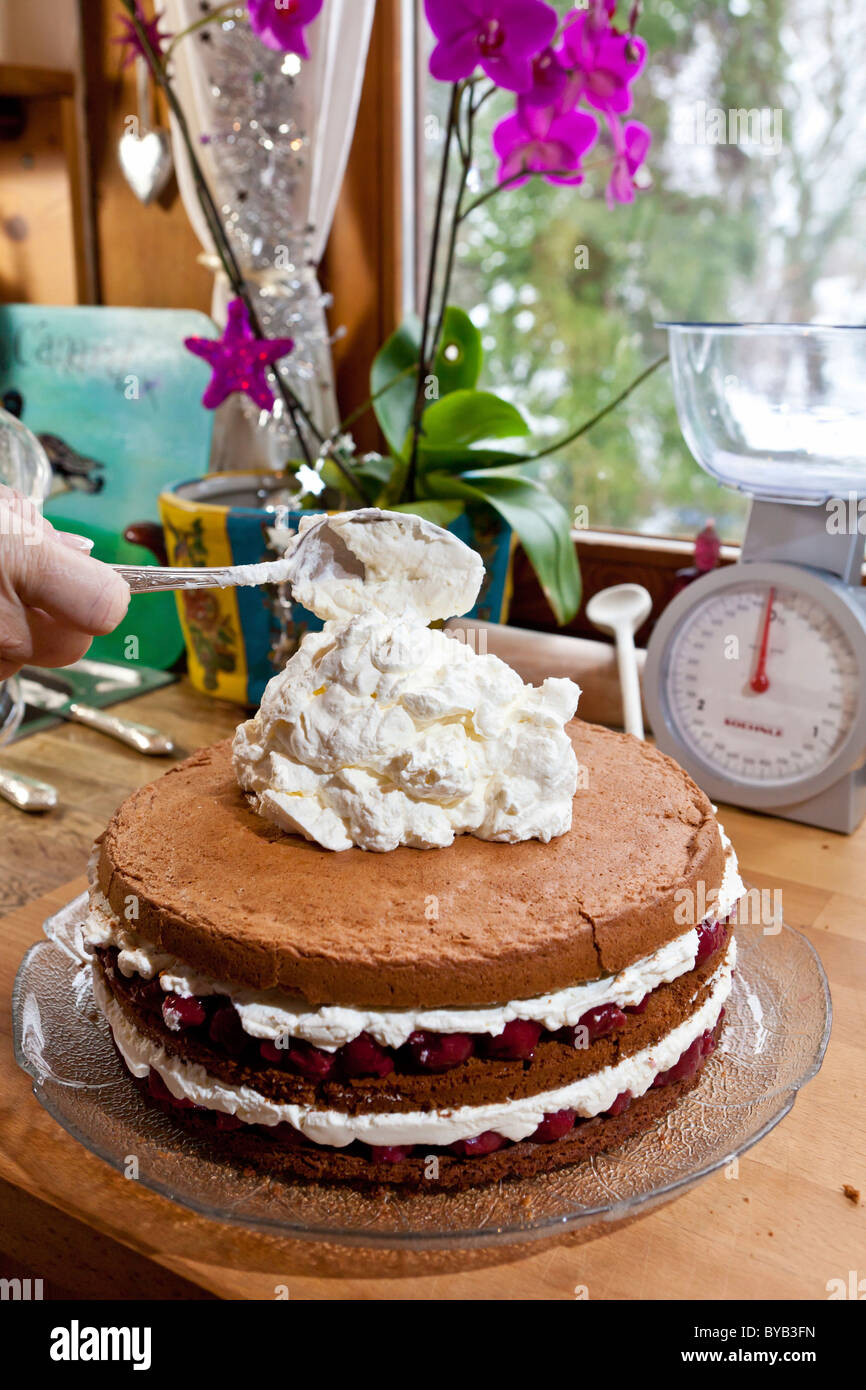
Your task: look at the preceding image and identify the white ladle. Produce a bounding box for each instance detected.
[585,583,652,739]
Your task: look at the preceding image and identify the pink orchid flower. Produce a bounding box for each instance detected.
[494,104,599,187]
[247,0,324,58]
[606,118,652,205]
[521,45,569,109]
[559,7,647,115]
[425,0,559,93]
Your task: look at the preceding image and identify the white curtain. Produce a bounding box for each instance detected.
[162,0,376,469]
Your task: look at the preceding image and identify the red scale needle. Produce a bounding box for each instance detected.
[750,587,775,694]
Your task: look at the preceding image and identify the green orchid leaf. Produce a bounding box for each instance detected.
[351,453,394,502]
[317,457,369,501]
[390,499,466,528]
[431,307,482,396]
[425,465,581,625]
[370,315,422,460]
[416,442,528,477]
[419,390,530,453]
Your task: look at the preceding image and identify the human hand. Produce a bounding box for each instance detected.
[0,486,130,679]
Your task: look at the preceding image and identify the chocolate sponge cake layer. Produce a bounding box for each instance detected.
[96,721,724,1009]
[125,1018,724,1191]
[94,928,730,1114]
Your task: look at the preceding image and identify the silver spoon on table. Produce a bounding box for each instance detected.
[0,764,57,812]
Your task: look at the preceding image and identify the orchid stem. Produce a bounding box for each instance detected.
[458,157,612,222]
[514,354,669,465]
[429,84,475,374]
[165,3,238,59]
[405,82,460,502]
[334,363,417,437]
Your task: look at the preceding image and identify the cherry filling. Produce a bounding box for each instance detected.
[625,995,648,1015]
[141,1022,721,1160]
[531,1108,576,1143]
[695,916,728,966]
[260,1037,337,1080]
[554,1001,627,1048]
[340,1031,395,1078]
[407,1030,475,1072]
[369,1145,415,1164]
[481,1019,543,1060]
[147,1067,195,1110]
[271,1120,308,1149]
[449,1130,508,1157]
[605,1089,633,1116]
[652,1018,721,1087]
[110,918,729,1083]
[161,993,207,1030]
[208,1002,249,1058]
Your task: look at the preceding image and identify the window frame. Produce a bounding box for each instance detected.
[321,1,742,634]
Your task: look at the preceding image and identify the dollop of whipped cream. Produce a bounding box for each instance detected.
[233,509,581,852]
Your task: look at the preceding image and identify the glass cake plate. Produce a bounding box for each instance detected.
[12,893,831,1250]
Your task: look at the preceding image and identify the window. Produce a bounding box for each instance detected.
[410,0,866,543]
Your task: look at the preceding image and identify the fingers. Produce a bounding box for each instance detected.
[0,613,93,680]
[10,530,130,635]
[24,608,95,670]
[53,531,96,554]
[0,487,95,555]
[0,489,131,679]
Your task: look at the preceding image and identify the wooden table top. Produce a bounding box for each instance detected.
[0,679,862,1300]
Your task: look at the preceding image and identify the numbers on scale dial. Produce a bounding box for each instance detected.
[666,582,860,785]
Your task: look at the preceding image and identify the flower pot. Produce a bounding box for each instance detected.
[159,471,515,706]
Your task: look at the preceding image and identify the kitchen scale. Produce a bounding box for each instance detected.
[645,324,866,834]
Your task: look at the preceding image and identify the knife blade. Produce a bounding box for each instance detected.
[19,677,176,756]
[67,658,146,689]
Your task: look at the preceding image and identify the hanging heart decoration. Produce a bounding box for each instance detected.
[118,128,174,205]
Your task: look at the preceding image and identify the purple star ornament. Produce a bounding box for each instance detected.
[115,4,173,68]
[184,299,294,411]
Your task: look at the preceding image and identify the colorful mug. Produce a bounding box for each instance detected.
[159,472,515,706]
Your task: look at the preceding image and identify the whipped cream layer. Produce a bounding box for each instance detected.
[94,936,735,1148]
[83,837,744,1050]
[232,509,581,852]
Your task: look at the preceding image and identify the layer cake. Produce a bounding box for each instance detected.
[86,720,741,1189]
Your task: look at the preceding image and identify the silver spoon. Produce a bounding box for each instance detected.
[109,557,294,594]
[109,509,466,598]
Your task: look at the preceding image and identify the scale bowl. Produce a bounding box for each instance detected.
[660,323,866,504]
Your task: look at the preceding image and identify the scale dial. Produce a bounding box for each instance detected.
[645,562,866,810]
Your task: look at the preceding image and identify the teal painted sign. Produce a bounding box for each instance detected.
[0,305,217,669]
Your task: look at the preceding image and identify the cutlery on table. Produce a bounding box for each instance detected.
[0,764,58,812]
[19,675,176,756]
[69,658,146,690]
